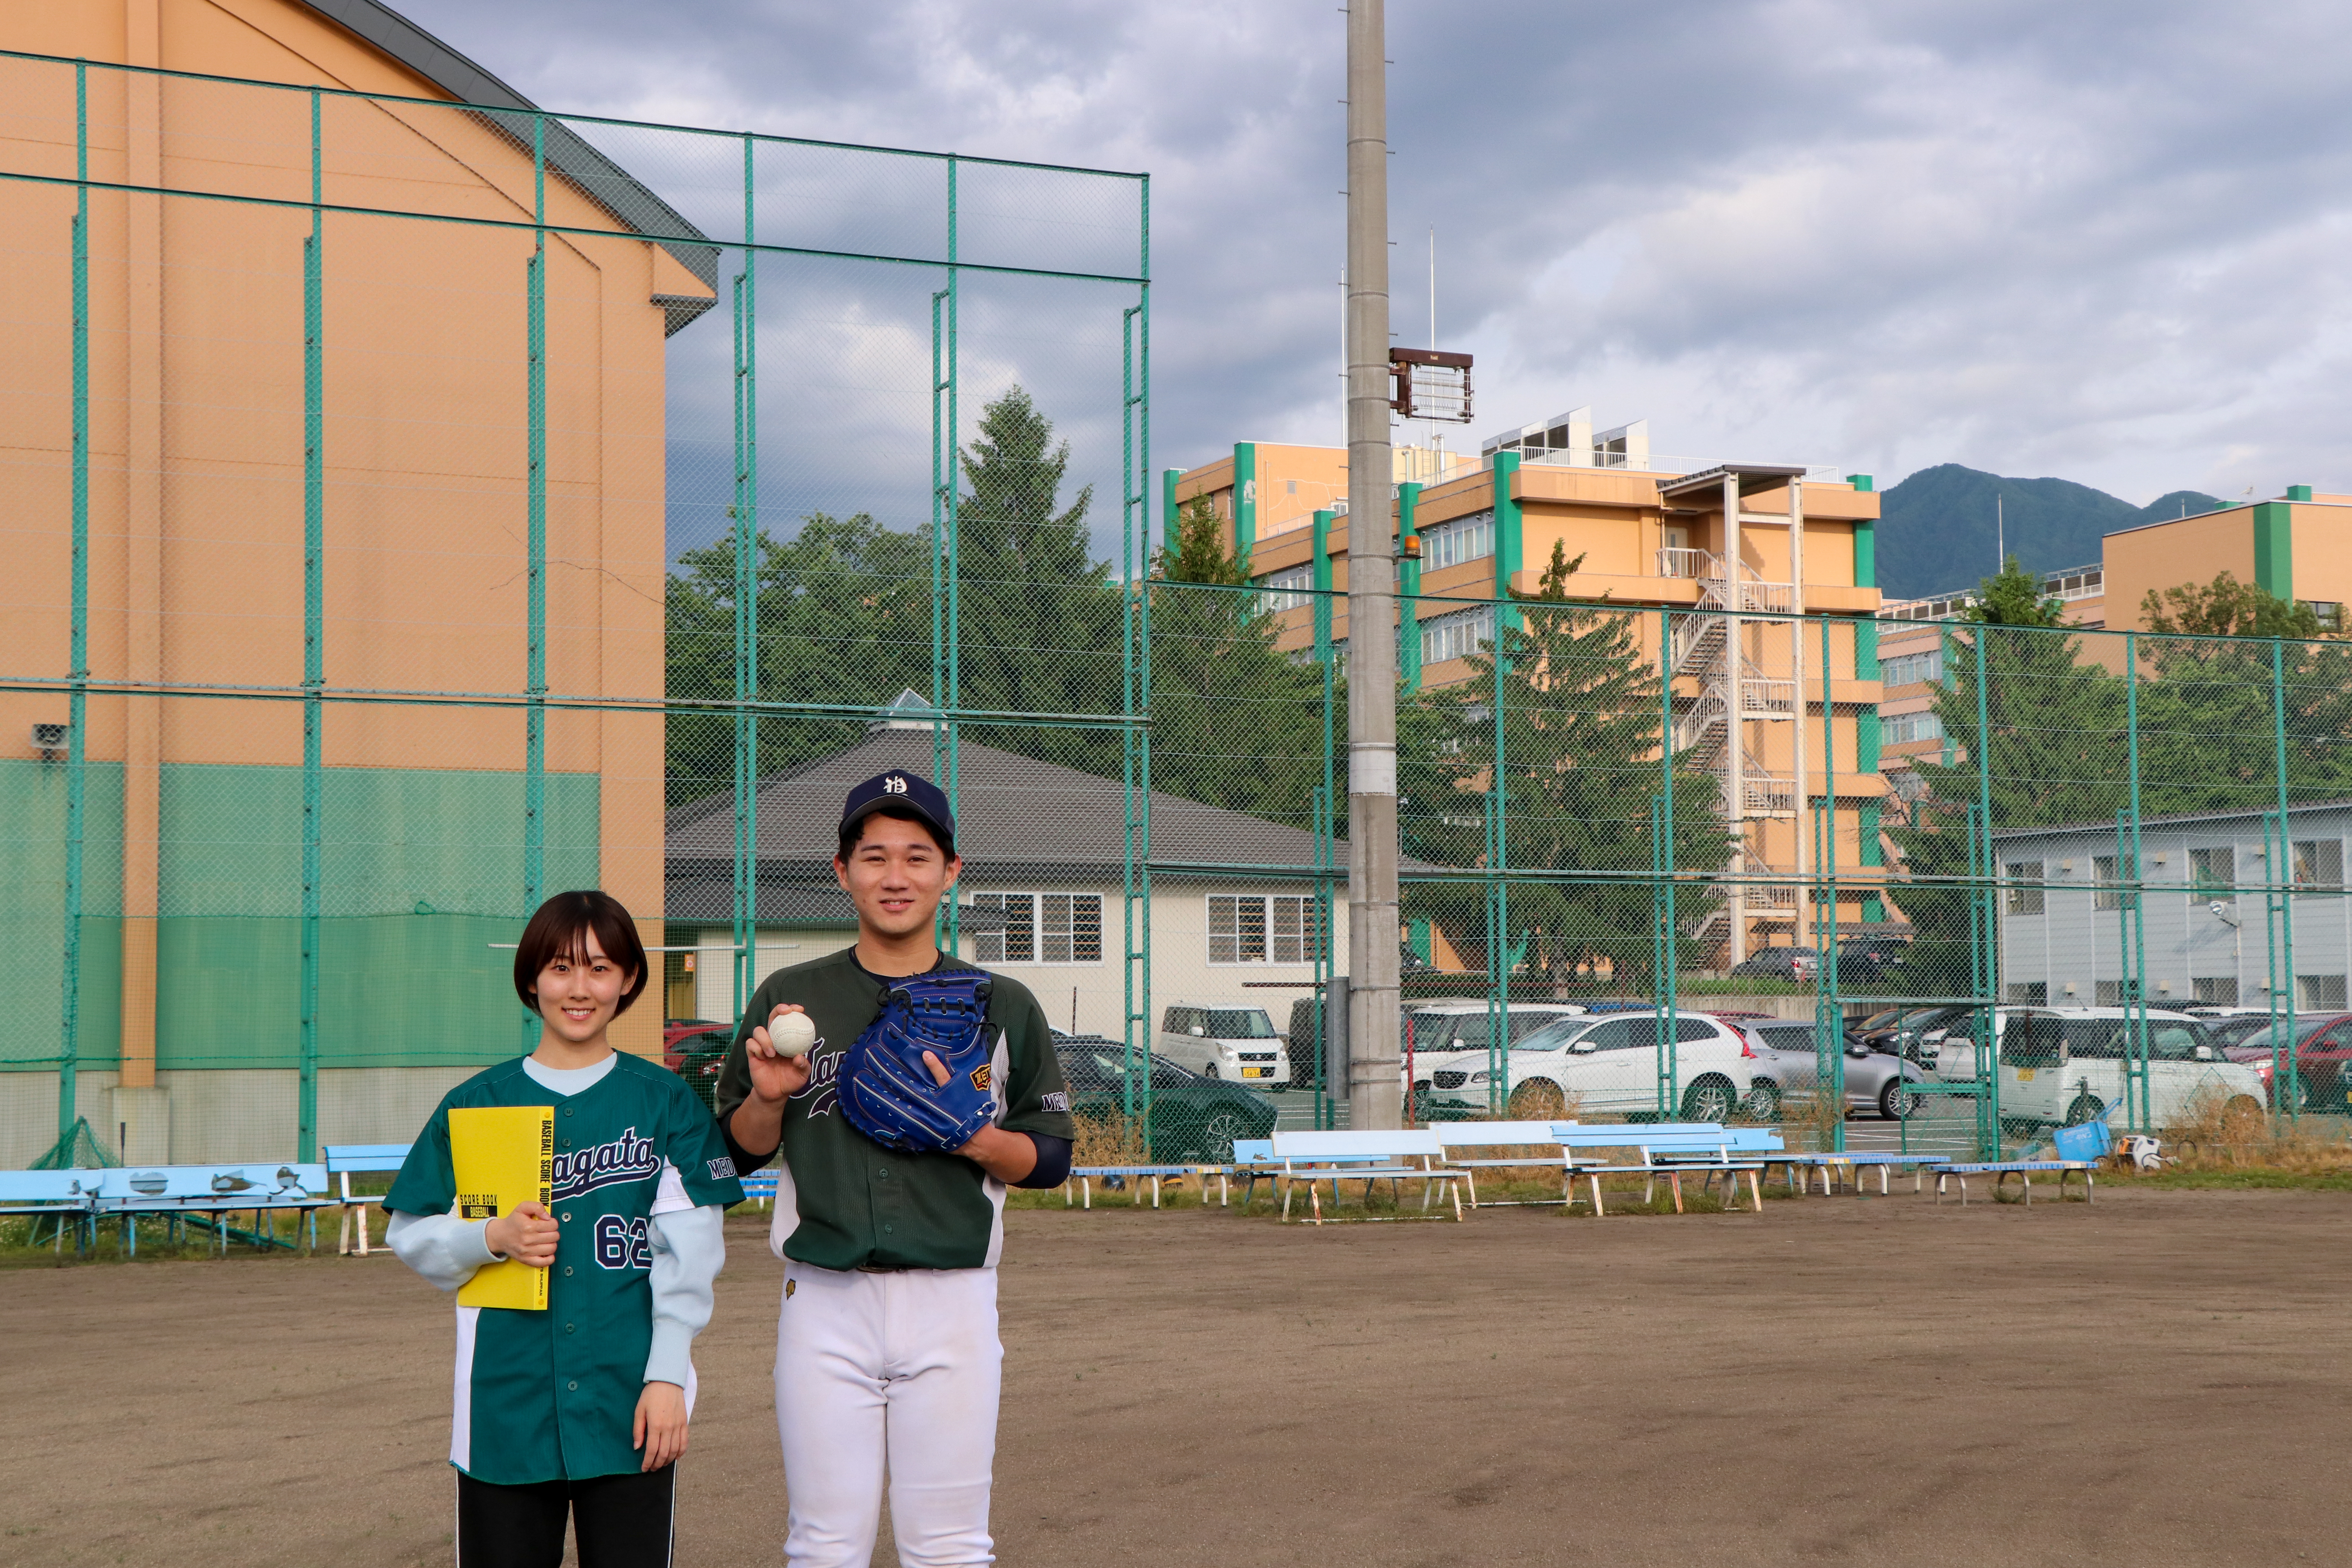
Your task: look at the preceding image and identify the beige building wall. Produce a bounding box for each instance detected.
[1,2,710,1083]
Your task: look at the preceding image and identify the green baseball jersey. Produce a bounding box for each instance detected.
[713,949,1076,1271]
[386,1052,744,1485]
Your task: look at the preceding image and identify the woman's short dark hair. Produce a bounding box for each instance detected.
[513,890,649,1015]
[836,802,955,864]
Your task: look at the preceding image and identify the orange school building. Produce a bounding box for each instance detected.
[1167,436,1890,965]
[0,0,712,1162]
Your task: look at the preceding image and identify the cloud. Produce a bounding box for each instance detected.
[387,0,2352,544]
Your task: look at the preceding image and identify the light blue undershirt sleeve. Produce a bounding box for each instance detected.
[385,1209,500,1290]
[644,1203,726,1388]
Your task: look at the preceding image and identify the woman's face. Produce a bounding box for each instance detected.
[534,928,634,1045]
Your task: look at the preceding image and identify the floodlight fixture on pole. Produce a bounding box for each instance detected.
[1345,0,1403,1129]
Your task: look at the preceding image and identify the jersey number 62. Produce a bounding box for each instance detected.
[593,1213,653,1271]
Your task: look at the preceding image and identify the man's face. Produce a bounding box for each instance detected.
[834,814,960,939]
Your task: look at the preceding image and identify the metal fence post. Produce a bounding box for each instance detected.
[2273,635,2296,1120]
[2123,632,2149,1131]
[1972,625,1998,1158]
[58,58,91,1142]
[1818,615,1842,1152]
[732,138,759,1018]
[299,88,325,1158]
[522,111,548,1049]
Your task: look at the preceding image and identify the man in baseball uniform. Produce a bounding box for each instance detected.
[713,770,1075,1567]
[386,890,745,1566]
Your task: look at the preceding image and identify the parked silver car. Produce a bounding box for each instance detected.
[1737,1020,1924,1120]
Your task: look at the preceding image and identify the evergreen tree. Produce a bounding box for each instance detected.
[1145,496,1335,825]
[1401,541,1725,990]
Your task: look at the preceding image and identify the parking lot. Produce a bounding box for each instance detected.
[8,1184,2348,1566]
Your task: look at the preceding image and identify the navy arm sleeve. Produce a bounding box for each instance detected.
[1012,1132,1071,1189]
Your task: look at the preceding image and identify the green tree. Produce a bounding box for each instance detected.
[664,510,933,805]
[1401,541,1725,991]
[1884,558,2128,996]
[2141,570,2325,639]
[1145,496,1335,825]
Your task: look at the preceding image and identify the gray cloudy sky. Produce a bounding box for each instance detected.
[395,0,2352,530]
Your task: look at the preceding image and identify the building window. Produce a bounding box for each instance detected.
[2294,839,2344,890]
[2004,862,2045,915]
[967,893,1102,965]
[1880,649,1944,688]
[1256,564,1314,613]
[2298,975,2349,1011]
[2193,976,2239,1005]
[1882,710,1945,745]
[2005,982,2048,1004]
[1420,606,1494,667]
[2190,846,2234,902]
[1208,894,1313,965]
[1420,510,1495,570]
[2092,853,2122,911]
[2094,980,2124,1006]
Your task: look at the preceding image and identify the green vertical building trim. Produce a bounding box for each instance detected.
[1845,474,1875,494]
[1231,442,1257,563]
[1406,919,1431,965]
[735,136,760,1017]
[58,59,89,1135]
[2253,501,2294,602]
[1853,518,1876,590]
[1855,616,1880,679]
[1161,467,1180,559]
[523,113,548,1036]
[299,88,325,1160]
[2286,485,2312,503]
[1491,451,1523,628]
[1398,480,1423,694]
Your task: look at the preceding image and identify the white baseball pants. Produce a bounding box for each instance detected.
[774,1263,1002,1567]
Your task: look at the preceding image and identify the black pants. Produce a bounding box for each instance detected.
[456,1465,675,1568]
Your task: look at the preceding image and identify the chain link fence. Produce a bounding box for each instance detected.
[4,49,2343,1173]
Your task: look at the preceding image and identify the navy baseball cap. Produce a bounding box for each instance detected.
[840,769,956,847]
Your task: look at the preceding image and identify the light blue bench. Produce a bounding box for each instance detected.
[105,1162,334,1255]
[1932,1160,2095,1206]
[1432,1121,1584,1209]
[738,1168,780,1209]
[1263,1129,1464,1224]
[326,1144,413,1255]
[1766,1151,1950,1197]
[1546,1123,1781,1215]
[0,1171,103,1253]
[1062,1164,1230,1209]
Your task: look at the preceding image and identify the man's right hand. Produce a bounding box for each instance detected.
[485,1200,559,1267]
[745,1004,815,1103]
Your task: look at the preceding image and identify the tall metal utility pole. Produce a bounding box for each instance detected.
[1345,0,1403,1128]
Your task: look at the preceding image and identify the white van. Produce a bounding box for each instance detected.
[1158,1004,1290,1090]
[1419,1011,1767,1123]
[1992,1009,2265,1128]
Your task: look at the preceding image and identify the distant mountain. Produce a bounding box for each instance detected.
[1873,464,2225,601]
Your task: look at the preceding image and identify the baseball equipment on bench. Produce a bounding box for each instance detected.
[838,971,998,1153]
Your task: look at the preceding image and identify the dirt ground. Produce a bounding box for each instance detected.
[5,1187,2348,1567]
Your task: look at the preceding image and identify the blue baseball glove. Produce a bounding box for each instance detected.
[838,971,999,1154]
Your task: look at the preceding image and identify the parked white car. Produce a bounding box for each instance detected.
[1404,1001,1593,1097]
[1418,1011,1770,1123]
[1157,1003,1290,1089]
[1991,1009,2265,1129]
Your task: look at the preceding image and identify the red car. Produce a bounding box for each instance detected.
[2221,1013,2352,1112]
[663,1018,735,1112]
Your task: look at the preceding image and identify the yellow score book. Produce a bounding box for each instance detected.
[450,1105,556,1311]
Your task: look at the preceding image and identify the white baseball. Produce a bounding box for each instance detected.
[770,1009,818,1058]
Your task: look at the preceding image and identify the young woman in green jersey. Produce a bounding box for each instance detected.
[385,890,744,1568]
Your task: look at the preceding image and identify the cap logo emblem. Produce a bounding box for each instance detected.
[884,775,909,795]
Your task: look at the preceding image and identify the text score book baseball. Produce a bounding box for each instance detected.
[450,1105,555,1311]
